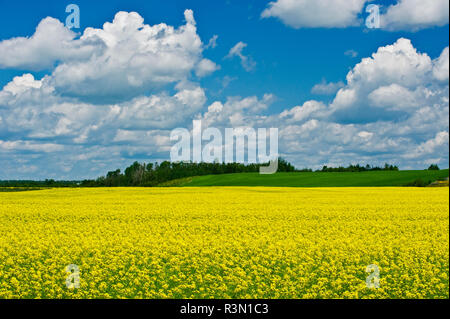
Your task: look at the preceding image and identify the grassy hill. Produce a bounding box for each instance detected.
[166,169,449,187]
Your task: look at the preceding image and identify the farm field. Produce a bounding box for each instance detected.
[0,187,448,299]
[178,170,450,187]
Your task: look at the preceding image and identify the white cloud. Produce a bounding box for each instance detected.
[221,76,236,90]
[346,38,432,89]
[199,38,448,170]
[368,84,419,110]
[261,0,367,28]
[195,58,220,77]
[344,49,358,58]
[116,86,207,130]
[433,47,449,82]
[226,42,256,71]
[405,131,449,159]
[330,88,357,111]
[328,38,446,124]
[0,11,449,180]
[381,0,449,31]
[18,165,38,174]
[0,10,218,103]
[51,10,206,102]
[261,0,449,31]
[280,101,326,123]
[205,35,218,49]
[0,140,64,153]
[311,80,345,95]
[357,131,374,140]
[0,73,206,142]
[199,94,274,127]
[0,10,219,178]
[1,74,43,95]
[113,130,170,146]
[0,17,101,71]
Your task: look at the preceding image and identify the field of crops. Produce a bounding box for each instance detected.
[178,170,450,187]
[0,187,448,299]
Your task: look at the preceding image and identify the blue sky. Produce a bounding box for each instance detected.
[0,0,448,179]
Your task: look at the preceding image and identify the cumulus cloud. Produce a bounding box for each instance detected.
[261,0,367,28]
[1,73,44,95]
[433,47,449,82]
[280,101,326,123]
[0,74,206,140]
[0,139,64,153]
[116,86,206,130]
[327,38,447,123]
[0,17,101,71]
[311,80,345,95]
[0,73,206,178]
[381,0,449,31]
[0,8,448,179]
[199,38,448,170]
[51,10,210,102]
[405,131,449,159]
[287,39,448,167]
[0,10,221,178]
[195,58,220,77]
[0,10,218,103]
[261,0,449,31]
[368,84,420,110]
[345,38,433,89]
[199,94,275,127]
[225,42,256,71]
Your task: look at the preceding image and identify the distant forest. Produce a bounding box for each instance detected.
[1,159,439,188]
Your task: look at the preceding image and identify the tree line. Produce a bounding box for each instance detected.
[80,160,408,187]
[320,163,399,172]
[1,161,441,188]
[80,158,296,187]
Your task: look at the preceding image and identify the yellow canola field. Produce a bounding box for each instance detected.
[0,187,448,299]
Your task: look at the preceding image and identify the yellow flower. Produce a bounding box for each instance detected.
[0,187,448,299]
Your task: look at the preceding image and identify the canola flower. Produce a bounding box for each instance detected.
[0,187,448,299]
